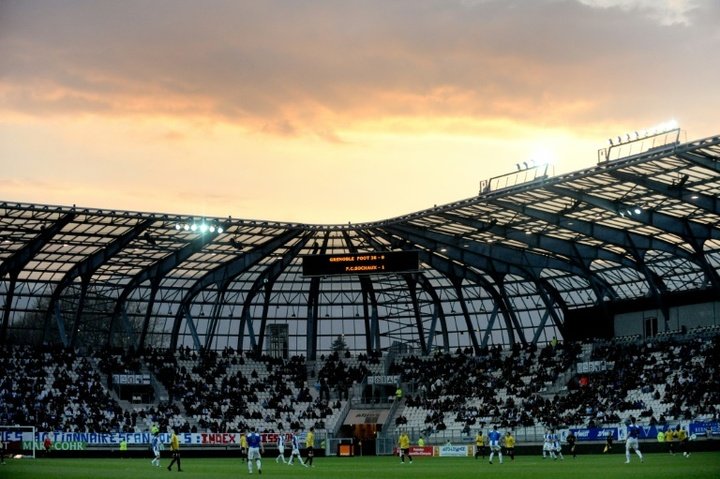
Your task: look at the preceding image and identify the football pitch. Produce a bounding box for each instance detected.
[1,453,719,479]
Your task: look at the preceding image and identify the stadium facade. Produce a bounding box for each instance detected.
[1,132,719,358]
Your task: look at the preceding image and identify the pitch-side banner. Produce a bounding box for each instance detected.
[23,432,297,446]
[436,445,471,457]
[688,421,719,437]
[567,422,712,441]
[392,446,433,457]
[566,427,619,441]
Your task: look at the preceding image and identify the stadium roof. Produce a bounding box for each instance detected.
[2,133,719,357]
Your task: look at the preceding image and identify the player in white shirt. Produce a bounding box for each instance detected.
[287,431,308,467]
[150,432,162,467]
[625,417,644,464]
[542,429,555,459]
[276,433,287,463]
[550,430,564,460]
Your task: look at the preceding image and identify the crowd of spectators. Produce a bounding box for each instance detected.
[390,335,720,437]
[1,344,123,432]
[315,350,371,401]
[574,336,720,425]
[390,341,580,434]
[2,332,719,438]
[140,346,345,433]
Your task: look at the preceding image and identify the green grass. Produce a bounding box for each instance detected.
[1,453,719,479]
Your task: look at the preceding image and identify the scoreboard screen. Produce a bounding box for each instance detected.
[302,251,420,277]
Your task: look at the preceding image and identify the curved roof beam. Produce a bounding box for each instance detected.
[40,217,156,345]
[378,223,618,345]
[545,183,720,293]
[369,228,527,346]
[235,232,313,353]
[622,231,670,323]
[491,198,697,264]
[383,221,616,297]
[438,211,635,270]
[170,228,303,350]
[674,136,720,173]
[607,170,720,291]
[110,231,222,329]
[491,196,700,301]
[680,218,720,292]
[1,212,76,343]
[418,250,517,348]
[610,170,720,216]
[0,212,77,279]
[545,184,720,244]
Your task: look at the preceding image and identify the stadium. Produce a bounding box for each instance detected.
[2,125,720,478]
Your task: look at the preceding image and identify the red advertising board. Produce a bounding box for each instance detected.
[393,446,434,456]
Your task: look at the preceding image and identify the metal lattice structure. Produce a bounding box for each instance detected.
[2,133,719,358]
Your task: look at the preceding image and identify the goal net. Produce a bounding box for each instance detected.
[1,425,36,459]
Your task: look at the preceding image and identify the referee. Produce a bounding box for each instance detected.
[167,429,182,472]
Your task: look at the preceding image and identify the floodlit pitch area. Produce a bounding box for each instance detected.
[2,453,720,479]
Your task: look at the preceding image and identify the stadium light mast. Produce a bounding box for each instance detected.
[598,120,680,163]
[479,158,553,194]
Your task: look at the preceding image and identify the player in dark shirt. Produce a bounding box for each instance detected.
[566,431,577,458]
[603,431,613,453]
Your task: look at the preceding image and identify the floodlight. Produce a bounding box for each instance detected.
[530,147,556,167]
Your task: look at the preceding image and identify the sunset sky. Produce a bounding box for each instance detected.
[1,0,718,224]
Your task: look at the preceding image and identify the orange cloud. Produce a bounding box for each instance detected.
[1,1,718,223]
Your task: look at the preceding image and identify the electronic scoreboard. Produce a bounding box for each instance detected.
[302,250,419,277]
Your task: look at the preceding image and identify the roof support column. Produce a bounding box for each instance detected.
[53,300,69,347]
[183,306,202,352]
[404,278,428,354]
[481,303,501,348]
[498,276,527,345]
[0,271,18,344]
[452,279,481,354]
[68,274,90,347]
[137,278,160,351]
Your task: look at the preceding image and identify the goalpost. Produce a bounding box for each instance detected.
[1,425,36,459]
